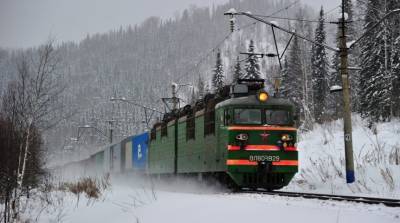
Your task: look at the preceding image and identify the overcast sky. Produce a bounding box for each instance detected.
[0,0,340,49]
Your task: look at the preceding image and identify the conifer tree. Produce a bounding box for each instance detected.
[212,50,224,92]
[243,40,261,79]
[196,75,205,99]
[280,37,303,111]
[232,56,243,83]
[389,0,400,117]
[359,0,392,122]
[190,86,196,104]
[280,58,290,97]
[311,7,329,124]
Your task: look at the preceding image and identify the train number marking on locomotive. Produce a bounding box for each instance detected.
[249,155,280,162]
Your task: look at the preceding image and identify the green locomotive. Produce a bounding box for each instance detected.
[149,79,298,190]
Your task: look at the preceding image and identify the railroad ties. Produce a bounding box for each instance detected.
[242,190,400,207]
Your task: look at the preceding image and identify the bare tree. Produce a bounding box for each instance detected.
[1,40,66,222]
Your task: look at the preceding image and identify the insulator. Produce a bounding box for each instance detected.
[230,18,236,33]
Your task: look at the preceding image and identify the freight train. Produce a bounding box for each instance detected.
[62,79,299,190]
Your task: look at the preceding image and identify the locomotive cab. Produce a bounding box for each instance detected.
[216,79,298,190]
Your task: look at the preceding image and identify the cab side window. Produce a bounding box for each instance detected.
[224,109,231,126]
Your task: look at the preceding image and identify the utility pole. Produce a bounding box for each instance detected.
[339,0,355,183]
[172,83,178,111]
[107,120,115,144]
[108,123,113,144]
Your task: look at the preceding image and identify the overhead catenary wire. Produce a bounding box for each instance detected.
[174,21,257,82]
[251,4,363,25]
[267,0,300,17]
[251,14,334,24]
[174,0,304,83]
[325,5,341,17]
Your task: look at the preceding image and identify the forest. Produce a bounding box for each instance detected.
[0,0,399,220]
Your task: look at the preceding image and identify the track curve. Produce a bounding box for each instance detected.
[240,190,400,207]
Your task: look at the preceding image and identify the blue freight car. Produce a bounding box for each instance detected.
[132,132,149,172]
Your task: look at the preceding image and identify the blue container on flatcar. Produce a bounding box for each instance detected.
[132,132,149,171]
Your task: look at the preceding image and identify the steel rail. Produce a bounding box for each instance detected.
[241,190,400,207]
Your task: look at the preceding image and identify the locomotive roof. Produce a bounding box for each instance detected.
[215,95,294,109]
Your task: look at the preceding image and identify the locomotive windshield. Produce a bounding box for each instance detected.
[265,109,290,125]
[232,108,291,125]
[234,109,262,124]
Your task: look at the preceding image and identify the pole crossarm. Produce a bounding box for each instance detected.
[74,125,109,142]
[79,125,107,137]
[348,9,400,50]
[225,11,339,52]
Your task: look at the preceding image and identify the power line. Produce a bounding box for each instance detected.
[325,5,341,17]
[251,13,334,24]
[251,4,354,25]
[267,0,300,17]
[174,0,304,83]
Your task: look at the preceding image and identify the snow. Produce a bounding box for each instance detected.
[27,183,400,223]
[338,12,349,20]
[286,115,400,198]
[330,85,343,92]
[270,21,279,26]
[347,40,356,48]
[23,116,400,222]
[225,8,237,15]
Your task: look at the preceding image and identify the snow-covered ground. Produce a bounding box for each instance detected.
[20,115,400,222]
[25,182,400,223]
[287,115,400,198]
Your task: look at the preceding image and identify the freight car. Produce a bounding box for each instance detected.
[64,79,298,190]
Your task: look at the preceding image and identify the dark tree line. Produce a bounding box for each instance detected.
[210,39,262,93]
[359,0,400,122]
[280,0,400,126]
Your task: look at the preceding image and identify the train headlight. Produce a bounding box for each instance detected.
[236,133,249,141]
[258,91,269,102]
[281,134,293,142]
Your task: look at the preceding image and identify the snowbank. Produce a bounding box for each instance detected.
[286,115,400,198]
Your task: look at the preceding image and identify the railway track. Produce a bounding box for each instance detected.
[242,190,400,207]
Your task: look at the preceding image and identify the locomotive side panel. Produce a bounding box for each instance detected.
[215,108,229,172]
[148,121,176,174]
